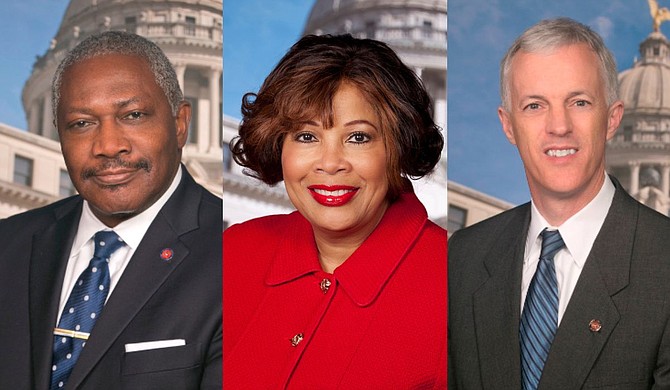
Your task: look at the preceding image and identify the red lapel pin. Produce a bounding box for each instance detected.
[160,248,174,262]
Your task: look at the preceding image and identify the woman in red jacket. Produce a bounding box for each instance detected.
[223,34,446,388]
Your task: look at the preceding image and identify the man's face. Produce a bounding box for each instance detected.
[57,53,190,227]
[498,43,623,213]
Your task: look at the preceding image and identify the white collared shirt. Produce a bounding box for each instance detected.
[521,175,615,324]
[56,166,182,324]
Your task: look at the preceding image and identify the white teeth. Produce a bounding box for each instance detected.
[313,189,353,196]
[546,149,576,157]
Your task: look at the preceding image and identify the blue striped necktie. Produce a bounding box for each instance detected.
[520,228,565,390]
[50,230,125,390]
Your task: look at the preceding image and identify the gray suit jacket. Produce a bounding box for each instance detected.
[449,179,670,389]
[0,168,222,389]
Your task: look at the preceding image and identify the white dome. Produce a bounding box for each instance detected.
[303,0,446,53]
[619,32,670,115]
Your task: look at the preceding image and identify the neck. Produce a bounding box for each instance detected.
[314,234,363,273]
[530,174,606,226]
[312,204,388,273]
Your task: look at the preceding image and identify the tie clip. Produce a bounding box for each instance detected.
[54,327,90,340]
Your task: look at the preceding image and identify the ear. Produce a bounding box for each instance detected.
[498,106,517,145]
[605,100,624,141]
[174,101,191,148]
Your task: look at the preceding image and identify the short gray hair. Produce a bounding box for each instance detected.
[52,30,183,123]
[499,17,618,111]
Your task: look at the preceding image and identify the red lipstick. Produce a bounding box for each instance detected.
[308,185,358,207]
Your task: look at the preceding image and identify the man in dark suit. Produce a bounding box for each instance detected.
[449,18,670,389]
[0,31,221,389]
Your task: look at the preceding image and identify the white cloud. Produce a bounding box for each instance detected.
[591,16,614,39]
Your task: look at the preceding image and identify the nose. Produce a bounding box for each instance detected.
[547,106,572,136]
[91,119,131,157]
[315,141,349,174]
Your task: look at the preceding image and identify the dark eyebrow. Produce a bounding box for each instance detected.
[344,119,378,131]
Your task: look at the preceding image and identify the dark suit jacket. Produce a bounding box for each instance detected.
[0,168,222,389]
[449,179,670,389]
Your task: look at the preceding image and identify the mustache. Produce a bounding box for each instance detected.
[81,157,151,180]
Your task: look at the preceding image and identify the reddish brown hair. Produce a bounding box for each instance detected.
[231,34,443,199]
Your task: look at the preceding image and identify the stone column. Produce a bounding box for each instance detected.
[209,67,222,152]
[174,63,186,94]
[629,161,641,195]
[28,99,39,136]
[662,163,670,195]
[434,98,446,132]
[414,67,423,80]
[43,91,54,140]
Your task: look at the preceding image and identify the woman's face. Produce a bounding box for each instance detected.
[281,82,390,239]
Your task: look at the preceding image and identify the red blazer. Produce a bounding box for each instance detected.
[223,190,447,388]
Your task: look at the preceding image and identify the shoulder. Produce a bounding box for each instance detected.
[416,220,448,253]
[0,196,80,236]
[225,212,299,239]
[224,212,304,258]
[449,202,529,248]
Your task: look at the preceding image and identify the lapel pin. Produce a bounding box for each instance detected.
[290,333,304,347]
[160,248,174,262]
[589,319,602,332]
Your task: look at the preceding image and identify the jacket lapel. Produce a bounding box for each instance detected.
[539,184,635,389]
[29,199,82,390]
[473,205,529,389]
[66,172,202,388]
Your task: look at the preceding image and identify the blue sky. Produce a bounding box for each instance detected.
[223,0,314,119]
[0,1,68,130]
[449,0,657,205]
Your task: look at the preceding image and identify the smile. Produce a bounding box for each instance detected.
[546,148,576,157]
[308,185,358,207]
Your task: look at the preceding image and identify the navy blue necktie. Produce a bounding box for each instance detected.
[520,228,565,390]
[50,230,125,390]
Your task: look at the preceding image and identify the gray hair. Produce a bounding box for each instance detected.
[499,17,618,111]
[52,30,183,123]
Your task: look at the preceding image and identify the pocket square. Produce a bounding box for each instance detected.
[124,339,186,353]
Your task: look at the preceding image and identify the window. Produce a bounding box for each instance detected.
[14,155,33,187]
[447,205,468,232]
[422,20,433,38]
[223,142,232,172]
[125,16,137,33]
[185,16,196,36]
[365,21,376,39]
[624,125,633,142]
[59,170,76,197]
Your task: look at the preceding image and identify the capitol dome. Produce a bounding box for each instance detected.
[607,30,670,215]
[305,0,445,50]
[619,32,670,115]
[21,0,223,196]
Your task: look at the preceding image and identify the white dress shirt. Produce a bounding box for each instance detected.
[56,166,182,324]
[521,175,615,324]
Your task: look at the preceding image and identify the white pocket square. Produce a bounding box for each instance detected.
[124,339,186,353]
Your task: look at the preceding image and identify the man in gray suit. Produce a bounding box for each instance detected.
[449,18,670,389]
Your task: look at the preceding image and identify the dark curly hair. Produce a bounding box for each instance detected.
[231,34,443,199]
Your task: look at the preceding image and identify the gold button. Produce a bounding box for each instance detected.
[290,333,304,347]
[320,278,331,294]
